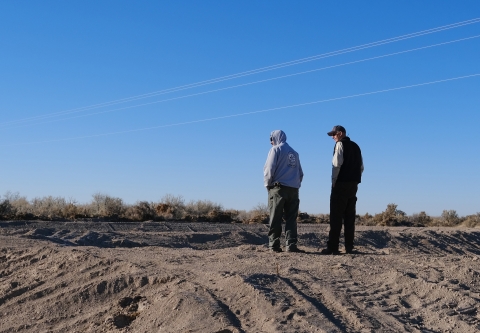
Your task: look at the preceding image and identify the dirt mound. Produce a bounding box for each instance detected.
[20,229,148,248]
[75,231,147,248]
[2,224,480,332]
[21,227,75,245]
[25,228,56,237]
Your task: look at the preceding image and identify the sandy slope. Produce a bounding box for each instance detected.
[1,222,480,333]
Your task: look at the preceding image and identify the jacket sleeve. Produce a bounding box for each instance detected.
[299,156,304,185]
[332,142,344,185]
[263,148,277,187]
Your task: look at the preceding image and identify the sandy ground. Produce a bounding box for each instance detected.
[1,221,480,333]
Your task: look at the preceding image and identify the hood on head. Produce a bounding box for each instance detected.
[270,130,287,145]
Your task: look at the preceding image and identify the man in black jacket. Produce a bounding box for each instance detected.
[322,125,364,254]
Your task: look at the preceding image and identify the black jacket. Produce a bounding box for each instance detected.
[335,137,363,184]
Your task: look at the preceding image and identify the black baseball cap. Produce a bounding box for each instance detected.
[327,125,346,136]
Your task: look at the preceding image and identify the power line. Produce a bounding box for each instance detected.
[2,34,480,131]
[3,73,478,148]
[2,17,480,127]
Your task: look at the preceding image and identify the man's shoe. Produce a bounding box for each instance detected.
[320,248,340,255]
[286,245,306,253]
[345,248,354,254]
[270,247,283,253]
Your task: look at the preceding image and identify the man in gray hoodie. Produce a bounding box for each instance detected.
[264,130,305,253]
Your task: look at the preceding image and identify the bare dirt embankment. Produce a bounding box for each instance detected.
[1,221,480,333]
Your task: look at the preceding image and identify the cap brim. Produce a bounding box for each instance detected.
[327,131,336,136]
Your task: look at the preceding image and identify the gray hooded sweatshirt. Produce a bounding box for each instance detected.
[264,130,304,188]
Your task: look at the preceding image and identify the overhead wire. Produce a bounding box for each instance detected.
[2,34,480,131]
[1,17,480,127]
[2,73,478,148]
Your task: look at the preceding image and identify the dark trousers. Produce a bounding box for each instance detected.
[328,181,358,251]
[268,186,300,249]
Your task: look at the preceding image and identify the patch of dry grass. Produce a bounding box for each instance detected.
[0,192,478,226]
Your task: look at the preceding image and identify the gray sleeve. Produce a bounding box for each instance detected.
[263,148,277,187]
[332,142,344,185]
[299,157,304,185]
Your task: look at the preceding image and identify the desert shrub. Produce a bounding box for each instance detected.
[73,204,90,218]
[297,212,311,223]
[0,192,34,219]
[225,209,247,222]
[2,191,474,227]
[232,210,249,222]
[247,203,268,223]
[184,199,223,216]
[314,213,330,224]
[206,209,235,222]
[161,194,185,209]
[357,213,376,226]
[396,209,406,217]
[62,203,79,220]
[11,197,32,217]
[3,191,22,202]
[246,213,269,224]
[0,199,14,219]
[441,210,461,226]
[410,211,432,226]
[373,203,396,226]
[251,202,269,215]
[156,194,185,219]
[240,202,269,224]
[155,203,174,216]
[89,193,126,218]
[374,203,408,226]
[296,212,327,223]
[125,201,156,221]
[1,192,30,218]
[31,196,71,219]
[462,213,480,227]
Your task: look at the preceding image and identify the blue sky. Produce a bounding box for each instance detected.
[1,1,479,216]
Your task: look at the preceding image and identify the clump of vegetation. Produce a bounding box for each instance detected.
[355,204,475,228]
[296,212,330,224]
[0,192,243,223]
[30,196,74,220]
[0,192,478,227]
[124,201,157,222]
[371,203,406,226]
[410,211,432,226]
[0,198,14,219]
[440,209,461,226]
[88,193,126,218]
[156,194,186,219]
[463,213,480,227]
[242,203,269,224]
[356,213,375,226]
